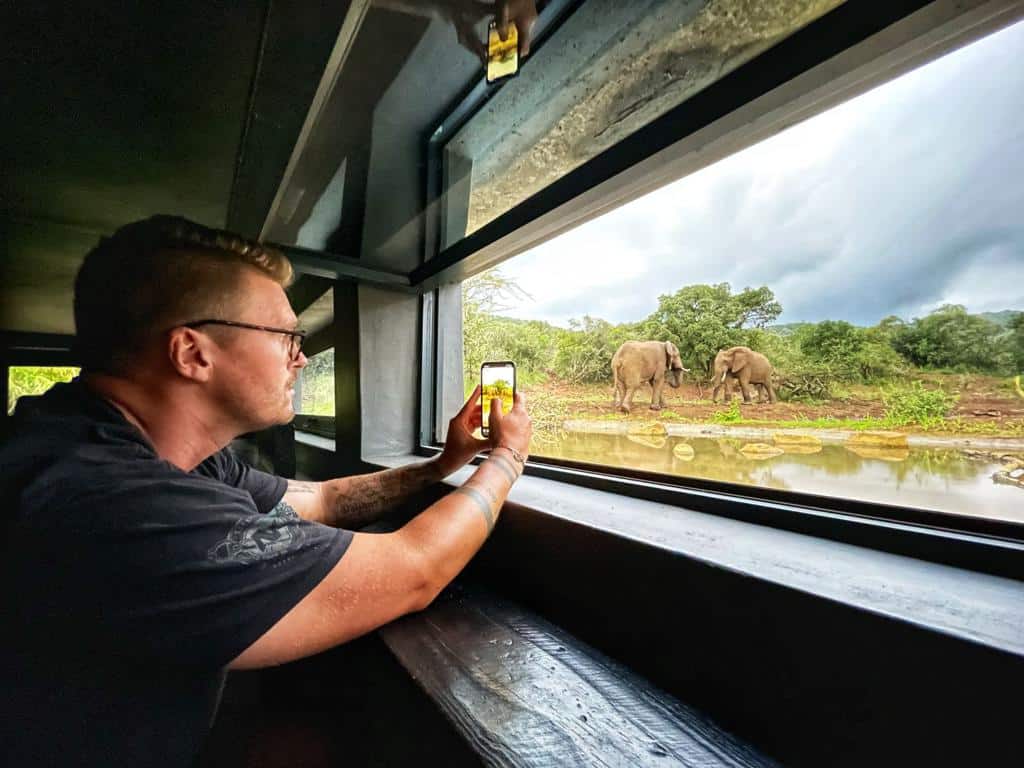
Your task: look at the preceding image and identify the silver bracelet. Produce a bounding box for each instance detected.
[495,445,526,466]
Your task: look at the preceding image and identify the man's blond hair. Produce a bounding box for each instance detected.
[74,215,294,373]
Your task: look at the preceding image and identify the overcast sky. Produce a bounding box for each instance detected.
[496,19,1024,328]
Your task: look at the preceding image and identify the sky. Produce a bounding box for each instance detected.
[495,19,1024,328]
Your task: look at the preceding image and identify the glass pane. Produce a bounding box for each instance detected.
[442,0,845,247]
[261,0,844,269]
[8,366,80,414]
[455,21,1024,524]
[296,348,335,416]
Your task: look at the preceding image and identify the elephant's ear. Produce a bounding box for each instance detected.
[664,341,679,367]
[730,349,748,372]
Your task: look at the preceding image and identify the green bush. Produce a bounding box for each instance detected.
[711,400,742,424]
[852,336,908,382]
[552,316,636,384]
[891,304,1010,374]
[882,382,958,428]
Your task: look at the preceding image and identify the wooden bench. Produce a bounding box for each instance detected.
[379,585,777,767]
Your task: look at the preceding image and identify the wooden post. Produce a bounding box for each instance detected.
[333,280,361,471]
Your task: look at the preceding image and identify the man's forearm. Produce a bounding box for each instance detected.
[397,447,523,597]
[320,457,448,529]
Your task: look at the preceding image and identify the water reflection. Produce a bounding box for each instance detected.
[534,434,1021,522]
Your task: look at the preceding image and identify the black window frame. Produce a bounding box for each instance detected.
[415,0,1024,580]
[292,345,338,438]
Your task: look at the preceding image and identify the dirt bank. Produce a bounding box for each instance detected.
[561,420,1024,451]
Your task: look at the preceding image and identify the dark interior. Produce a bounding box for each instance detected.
[3,1,1021,766]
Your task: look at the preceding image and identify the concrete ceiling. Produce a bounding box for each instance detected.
[0,1,353,335]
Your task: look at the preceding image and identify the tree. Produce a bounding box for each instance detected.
[892,304,1010,373]
[641,283,782,375]
[462,268,534,380]
[852,332,907,382]
[875,314,908,342]
[1009,312,1024,374]
[553,316,639,384]
[800,320,863,365]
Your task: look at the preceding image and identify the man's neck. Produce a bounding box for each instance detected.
[82,372,233,471]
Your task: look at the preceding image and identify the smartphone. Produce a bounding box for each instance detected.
[486,21,518,83]
[480,361,516,437]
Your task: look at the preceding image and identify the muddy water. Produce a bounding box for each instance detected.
[534,433,1022,523]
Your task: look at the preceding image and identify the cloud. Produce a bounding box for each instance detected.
[499,19,1024,328]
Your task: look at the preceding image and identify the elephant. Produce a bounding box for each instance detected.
[612,341,689,412]
[711,346,777,404]
[720,373,772,403]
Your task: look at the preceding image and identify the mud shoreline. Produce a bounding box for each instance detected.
[562,420,1024,452]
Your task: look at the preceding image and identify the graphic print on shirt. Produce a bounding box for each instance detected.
[207,501,306,564]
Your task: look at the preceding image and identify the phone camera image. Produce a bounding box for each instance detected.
[486,21,518,83]
[481,362,516,437]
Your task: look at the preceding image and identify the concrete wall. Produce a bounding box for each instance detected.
[359,284,420,456]
[360,19,479,273]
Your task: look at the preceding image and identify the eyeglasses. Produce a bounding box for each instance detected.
[181,319,307,361]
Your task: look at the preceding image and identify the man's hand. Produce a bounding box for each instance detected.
[377,1,538,63]
[437,385,490,476]
[495,0,538,58]
[486,390,531,460]
[444,0,538,63]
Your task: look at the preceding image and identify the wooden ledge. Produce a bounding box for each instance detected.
[379,585,776,767]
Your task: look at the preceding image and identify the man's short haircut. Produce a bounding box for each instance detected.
[74,215,294,373]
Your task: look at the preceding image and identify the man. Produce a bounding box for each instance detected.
[0,216,532,766]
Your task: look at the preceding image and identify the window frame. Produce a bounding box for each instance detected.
[416,0,1024,570]
[292,344,337,437]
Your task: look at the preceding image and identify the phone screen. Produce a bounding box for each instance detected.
[480,361,516,437]
[486,21,518,83]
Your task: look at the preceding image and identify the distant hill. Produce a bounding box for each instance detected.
[766,311,1021,332]
[980,310,1022,327]
[769,322,814,335]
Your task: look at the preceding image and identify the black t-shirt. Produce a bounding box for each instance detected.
[0,380,353,767]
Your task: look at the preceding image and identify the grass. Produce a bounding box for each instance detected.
[939,418,1024,437]
[464,370,1024,438]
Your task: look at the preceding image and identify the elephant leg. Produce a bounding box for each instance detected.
[621,385,639,413]
[650,377,665,410]
[612,375,623,407]
[722,377,732,403]
[738,374,753,404]
[766,381,778,403]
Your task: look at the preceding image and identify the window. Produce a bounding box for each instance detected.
[438,0,845,249]
[296,348,335,416]
[7,366,80,414]
[449,19,1024,526]
[288,282,335,437]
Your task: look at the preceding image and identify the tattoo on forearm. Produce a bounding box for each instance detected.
[324,460,443,528]
[454,486,496,532]
[488,453,518,484]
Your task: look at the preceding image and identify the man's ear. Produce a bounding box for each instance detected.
[167,328,214,382]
